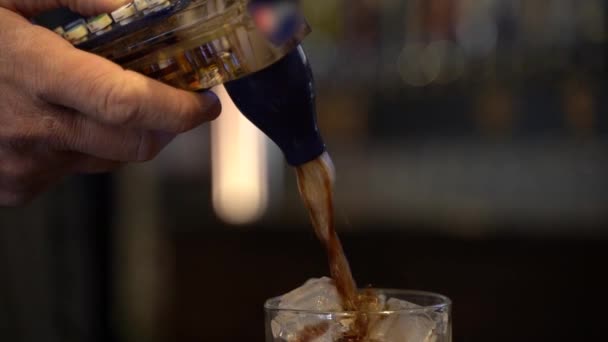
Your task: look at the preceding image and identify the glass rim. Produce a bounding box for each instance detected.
[264,289,451,316]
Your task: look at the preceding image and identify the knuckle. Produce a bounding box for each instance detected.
[96,73,142,126]
[40,115,69,150]
[11,107,72,152]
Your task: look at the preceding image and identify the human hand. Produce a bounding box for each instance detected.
[0,0,221,206]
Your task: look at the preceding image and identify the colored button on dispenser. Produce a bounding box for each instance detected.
[87,14,113,33]
[134,0,149,11]
[147,0,169,7]
[143,0,171,15]
[111,3,137,23]
[63,19,89,43]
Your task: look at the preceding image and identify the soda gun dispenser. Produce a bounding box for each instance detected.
[64,0,325,166]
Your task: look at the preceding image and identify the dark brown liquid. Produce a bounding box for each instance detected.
[295,153,370,341]
[293,322,330,342]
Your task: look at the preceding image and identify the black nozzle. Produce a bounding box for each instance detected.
[224,45,326,166]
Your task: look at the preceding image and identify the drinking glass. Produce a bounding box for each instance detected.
[265,289,452,342]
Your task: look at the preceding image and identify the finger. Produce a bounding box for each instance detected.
[4,0,129,17]
[34,105,176,161]
[21,25,222,133]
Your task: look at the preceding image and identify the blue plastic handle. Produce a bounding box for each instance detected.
[225,46,326,166]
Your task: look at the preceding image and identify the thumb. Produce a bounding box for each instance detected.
[6,0,129,17]
[23,23,222,133]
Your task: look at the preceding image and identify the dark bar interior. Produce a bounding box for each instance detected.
[1,1,607,341]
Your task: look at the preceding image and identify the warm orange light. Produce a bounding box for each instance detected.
[211,85,268,225]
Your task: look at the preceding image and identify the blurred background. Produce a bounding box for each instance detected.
[2,0,608,341]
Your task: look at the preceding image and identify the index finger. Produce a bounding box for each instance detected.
[26,26,221,133]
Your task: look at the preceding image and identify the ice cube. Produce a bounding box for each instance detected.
[271,277,343,341]
[368,298,437,342]
[358,289,387,312]
[271,280,442,342]
[279,277,343,312]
